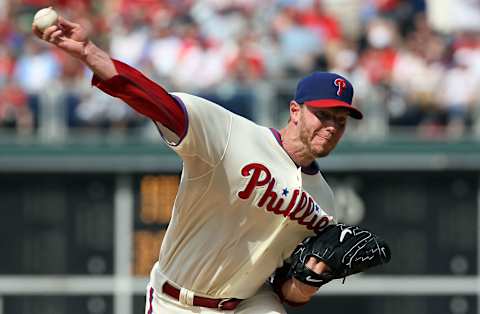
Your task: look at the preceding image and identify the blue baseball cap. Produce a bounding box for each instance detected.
[294,72,363,119]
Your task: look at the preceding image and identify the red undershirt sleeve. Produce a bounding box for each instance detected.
[91,59,187,139]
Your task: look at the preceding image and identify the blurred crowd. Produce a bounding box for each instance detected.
[3,0,480,139]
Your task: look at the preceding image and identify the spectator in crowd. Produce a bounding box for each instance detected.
[109,10,151,68]
[272,5,323,74]
[438,49,479,138]
[168,19,228,92]
[297,0,342,44]
[13,37,60,94]
[0,77,33,134]
[13,37,61,128]
[75,91,140,130]
[147,13,180,82]
[390,14,445,132]
[0,46,15,86]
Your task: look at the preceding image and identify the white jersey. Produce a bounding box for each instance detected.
[154,92,336,300]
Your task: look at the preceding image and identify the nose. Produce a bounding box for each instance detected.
[323,121,338,134]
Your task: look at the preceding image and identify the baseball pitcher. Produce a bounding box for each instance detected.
[33,13,390,314]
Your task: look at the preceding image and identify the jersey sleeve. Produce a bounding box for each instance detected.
[166,92,232,166]
[91,59,187,140]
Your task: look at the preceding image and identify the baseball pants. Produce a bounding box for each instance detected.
[144,283,286,314]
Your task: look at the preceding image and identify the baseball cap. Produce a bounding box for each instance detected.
[294,72,363,119]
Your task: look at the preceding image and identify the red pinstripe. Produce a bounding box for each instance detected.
[148,287,154,314]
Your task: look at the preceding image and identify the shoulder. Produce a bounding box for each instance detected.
[170,92,220,108]
[170,92,234,116]
[171,92,266,130]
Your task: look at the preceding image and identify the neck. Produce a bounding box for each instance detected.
[279,127,315,167]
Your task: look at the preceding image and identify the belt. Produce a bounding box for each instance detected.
[162,282,242,310]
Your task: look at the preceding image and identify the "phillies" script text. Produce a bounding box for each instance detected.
[237,163,332,233]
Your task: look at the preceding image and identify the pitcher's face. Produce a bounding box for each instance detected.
[298,105,348,158]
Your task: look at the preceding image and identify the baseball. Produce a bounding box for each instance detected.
[33,7,58,31]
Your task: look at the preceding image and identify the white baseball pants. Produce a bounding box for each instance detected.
[144,269,286,314]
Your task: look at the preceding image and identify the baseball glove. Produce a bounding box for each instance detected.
[288,223,391,287]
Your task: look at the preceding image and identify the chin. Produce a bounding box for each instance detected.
[311,141,333,156]
[312,147,331,158]
[314,151,330,158]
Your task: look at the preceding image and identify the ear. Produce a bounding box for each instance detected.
[289,101,302,125]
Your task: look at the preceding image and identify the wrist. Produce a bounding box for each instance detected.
[80,40,95,61]
[281,278,318,304]
[80,41,117,80]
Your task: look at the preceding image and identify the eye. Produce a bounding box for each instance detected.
[314,110,347,127]
[316,111,332,120]
[336,117,347,127]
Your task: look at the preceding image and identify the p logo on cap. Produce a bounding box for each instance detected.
[334,78,347,96]
[294,72,363,119]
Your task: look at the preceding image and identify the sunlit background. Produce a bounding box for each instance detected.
[1,0,480,313]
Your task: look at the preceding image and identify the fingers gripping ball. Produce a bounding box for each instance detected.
[289,224,391,287]
[33,7,58,31]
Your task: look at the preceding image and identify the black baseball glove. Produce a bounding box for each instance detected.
[288,223,391,287]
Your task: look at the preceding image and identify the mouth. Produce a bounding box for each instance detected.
[314,133,332,142]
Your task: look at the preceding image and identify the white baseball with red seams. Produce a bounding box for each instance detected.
[33,7,58,31]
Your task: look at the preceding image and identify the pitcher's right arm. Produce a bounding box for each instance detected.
[33,16,187,140]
